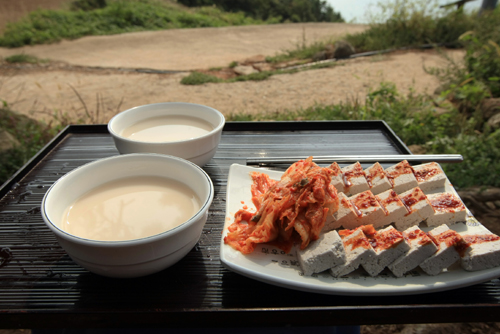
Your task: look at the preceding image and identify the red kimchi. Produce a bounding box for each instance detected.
[224,157,339,254]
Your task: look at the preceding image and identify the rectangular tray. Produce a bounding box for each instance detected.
[0,121,499,328]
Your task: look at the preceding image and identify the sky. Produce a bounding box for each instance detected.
[325,0,484,23]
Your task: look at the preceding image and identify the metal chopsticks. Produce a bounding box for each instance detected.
[246,154,463,165]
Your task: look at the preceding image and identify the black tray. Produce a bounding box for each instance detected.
[0,121,499,329]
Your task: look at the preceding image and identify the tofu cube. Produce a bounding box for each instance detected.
[395,187,435,231]
[385,160,418,194]
[328,162,346,194]
[342,162,370,196]
[362,226,411,277]
[387,226,438,277]
[459,233,500,271]
[419,225,464,276]
[324,192,356,231]
[426,192,467,227]
[412,162,447,193]
[374,189,409,229]
[364,162,392,195]
[297,230,346,276]
[343,190,386,230]
[330,228,376,277]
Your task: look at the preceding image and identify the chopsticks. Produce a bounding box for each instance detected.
[246,154,463,165]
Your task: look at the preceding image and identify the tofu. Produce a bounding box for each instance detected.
[328,162,346,194]
[342,162,370,196]
[426,192,467,227]
[330,228,376,277]
[342,190,386,230]
[325,192,356,231]
[374,189,409,229]
[419,225,464,276]
[385,160,419,194]
[388,226,438,277]
[459,233,500,271]
[412,162,447,193]
[364,162,392,195]
[297,230,346,276]
[395,187,435,231]
[362,226,411,277]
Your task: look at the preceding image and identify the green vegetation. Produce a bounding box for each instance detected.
[176,0,344,23]
[4,54,48,64]
[0,0,275,47]
[1,0,499,190]
[0,108,64,185]
[226,82,500,189]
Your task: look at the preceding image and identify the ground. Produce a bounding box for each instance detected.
[0,2,499,334]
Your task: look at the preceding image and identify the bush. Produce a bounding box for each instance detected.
[176,0,344,23]
[345,0,475,52]
[0,108,63,185]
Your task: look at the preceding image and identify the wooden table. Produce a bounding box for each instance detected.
[0,121,499,329]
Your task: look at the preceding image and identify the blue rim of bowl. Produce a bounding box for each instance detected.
[107,102,225,145]
[40,153,214,246]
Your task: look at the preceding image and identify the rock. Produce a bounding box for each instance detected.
[334,40,355,59]
[0,129,19,152]
[242,55,266,65]
[312,44,335,62]
[481,98,500,119]
[252,62,274,72]
[233,65,258,76]
[487,112,500,129]
[312,50,329,62]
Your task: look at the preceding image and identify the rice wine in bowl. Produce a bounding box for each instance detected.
[62,176,201,241]
[121,115,214,143]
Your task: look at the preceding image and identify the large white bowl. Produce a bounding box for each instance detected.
[41,154,214,278]
[108,102,225,166]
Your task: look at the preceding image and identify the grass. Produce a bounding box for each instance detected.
[4,54,48,64]
[0,0,277,47]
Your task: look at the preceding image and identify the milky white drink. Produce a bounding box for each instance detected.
[62,176,201,241]
[121,115,213,142]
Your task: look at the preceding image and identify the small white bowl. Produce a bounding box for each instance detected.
[41,154,214,278]
[108,102,225,166]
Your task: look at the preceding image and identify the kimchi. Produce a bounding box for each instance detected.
[224,157,339,254]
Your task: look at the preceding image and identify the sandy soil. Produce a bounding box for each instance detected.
[0,35,462,123]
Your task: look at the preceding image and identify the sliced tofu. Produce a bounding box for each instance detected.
[342,190,386,230]
[328,162,346,194]
[362,226,411,277]
[419,225,464,276]
[342,162,370,196]
[458,233,500,271]
[388,226,438,277]
[330,228,376,277]
[426,192,467,227]
[412,162,447,193]
[325,192,356,231]
[385,160,419,194]
[374,189,409,229]
[297,230,346,276]
[364,162,392,195]
[395,187,435,231]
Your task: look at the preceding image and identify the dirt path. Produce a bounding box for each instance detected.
[0,23,462,123]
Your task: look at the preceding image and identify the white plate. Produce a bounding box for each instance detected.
[220,163,500,296]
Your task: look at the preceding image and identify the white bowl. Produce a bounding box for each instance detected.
[41,154,214,278]
[108,102,225,166]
